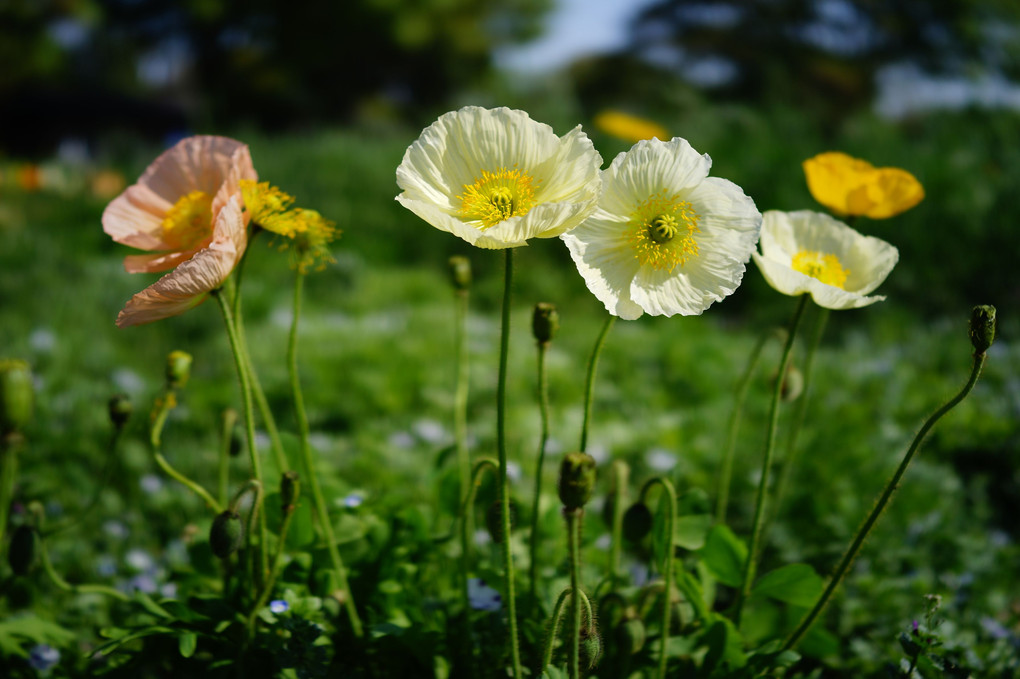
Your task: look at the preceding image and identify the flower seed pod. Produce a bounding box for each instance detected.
[485,499,517,544]
[532,303,559,345]
[8,524,37,575]
[558,452,596,510]
[580,628,602,670]
[622,502,653,542]
[281,471,300,513]
[165,350,193,389]
[209,510,243,558]
[0,359,33,435]
[447,255,472,292]
[108,393,132,430]
[969,305,996,355]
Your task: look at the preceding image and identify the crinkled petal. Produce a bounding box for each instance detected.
[561,213,644,319]
[600,137,711,217]
[123,250,200,274]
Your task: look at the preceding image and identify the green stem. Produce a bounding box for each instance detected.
[608,460,629,590]
[529,341,551,602]
[149,393,222,513]
[247,499,296,639]
[784,350,988,650]
[38,530,130,601]
[288,271,363,637]
[539,587,593,673]
[716,329,772,523]
[212,289,269,589]
[734,294,808,626]
[566,508,583,679]
[0,435,22,547]
[496,249,523,679]
[454,289,473,587]
[640,477,677,679]
[580,315,616,453]
[219,409,238,507]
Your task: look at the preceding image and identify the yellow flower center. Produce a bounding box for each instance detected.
[629,191,699,272]
[459,168,537,229]
[162,191,213,249]
[791,249,849,288]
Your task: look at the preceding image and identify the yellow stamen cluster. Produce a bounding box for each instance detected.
[162,190,213,249]
[240,179,339,273]
[791,249,849,288]
[458,168,537,229]
[628,190,700,272]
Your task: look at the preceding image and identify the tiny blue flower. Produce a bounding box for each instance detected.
[342,493,364,509]
[269,599,289,614]
[467,578,501,612]
[28,644,60,672]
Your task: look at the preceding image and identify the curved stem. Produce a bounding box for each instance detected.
[496,249,523,679]
[212,289,269,589]
[640,476,677,679]
[149,392,222,513]
[247,498,297,639]
[288,271,363,637]
[38,531,130,602]
[580,316,616,453]
[716,329,773,523]
[608,460,629,590]
[153,452,222,513]
[529,341,551,602]
[539,587,594,673]
[565,508,588,678]
[734,294,808,626]
[784,350,988,650]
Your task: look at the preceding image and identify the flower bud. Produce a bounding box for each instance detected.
[969,305,996,355]
[281,471,300,513]
[165,350,193,389]
[580,628,602,670]
[558,452,597,510]
[622,502,653,542]
[8,524,37,575]
[447,255,472,291]
[0,359,33,435]
[772,363,803,402]
[209,510,243,558]
[485,499,517,544]
[532,303,560,345]
[108,393,132,430]
[616,614,646,655]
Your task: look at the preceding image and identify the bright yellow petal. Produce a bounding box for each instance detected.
[802,151,873,215]
[593,110,669,143]
[864,168,925,219]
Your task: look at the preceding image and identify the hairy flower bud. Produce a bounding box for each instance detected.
[210,510,243,558]
[558,452,597,510]
[532,303,560,345]
[622,502,653,542]
[580,628,602,670]
[447,255,472,291]
[166,351,193,389]
[0,359,33,435]
[969,305,996,355]
[108,394,132,430]
[281,471,300,513]
[8,524,37,575]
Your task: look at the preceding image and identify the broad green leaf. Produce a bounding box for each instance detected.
[752,564,824,607]
[700,617,747,672]
[178,632,197,658]
[699,525,747,587]
[674,513,713,550]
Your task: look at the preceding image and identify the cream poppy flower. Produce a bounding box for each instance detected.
[561,137,761,319]
[752,210,899,310]
[395,106,602,248]
[103,136,256,326]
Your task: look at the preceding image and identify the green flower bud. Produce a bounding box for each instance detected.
[210,510,243,558]
[558,452,597,510]
[616,615,646,655]
[447,255,472,291]
[622,502,653,542]
[165,350,193,389]
[281,471,300,513]
[8,524,37,575]
[108,393,132,430]
[0,359,33,435]
[485,499,517,544]
[969,305,996,355]
[532,302,560,345]
[580,628,602,670]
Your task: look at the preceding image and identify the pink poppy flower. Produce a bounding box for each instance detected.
[102,136,256,326]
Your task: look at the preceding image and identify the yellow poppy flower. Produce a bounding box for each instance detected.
[803,151,924,219]
[593,110,669,144]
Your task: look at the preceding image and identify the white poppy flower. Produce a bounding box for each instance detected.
[562,137,761,319]
[752,210,899,309]
[395,106,602,249]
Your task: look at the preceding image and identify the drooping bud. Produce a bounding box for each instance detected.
[8,524,37,575]
[532,303,560,345]
[558,452,597,510]
[579,627,602,670]
[447,255,472,292]
[485,499,517,544]
[616,614,646,655]
[209,510,243,558]
[165,351,193,389]
[108,393,132,430]
[0,359,33,435]
[281,471,300,513]
[622,502,653,542]
[969,305,996,355]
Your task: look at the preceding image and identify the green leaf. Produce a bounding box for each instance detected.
[178,632,197,658]
[700,617,747,672]
[674,513,713,550]
[651,492,673,566]
[699,525,747,587]
[752,564,824,607]
[133,591,173,619]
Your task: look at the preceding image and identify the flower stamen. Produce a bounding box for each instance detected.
[161,191,213,249]
[459,168,537,229]
[628,191,699,271]
[791,249,849,288]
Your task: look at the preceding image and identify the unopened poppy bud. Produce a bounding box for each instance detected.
[485,499,517,544]
[616,615,646,655]
[108,394,132,430]
[772,363,804,402]
[447,255,472,291]
[166,351,193,389]
[210,510,243,558]
[8,524,37,575]
[281,472,300,513]
[532,303,560,345]
[969,305,996,355]
[623,502,653,542]
[580,627,602,670]
[0,359,33,435]
[558,452,596,510]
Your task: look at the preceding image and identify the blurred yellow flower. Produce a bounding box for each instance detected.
[594,110,669,143]
[803,151,923,219]
[240,180,339,272]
